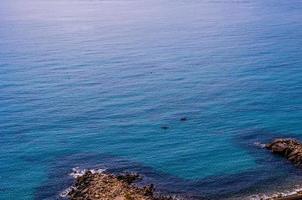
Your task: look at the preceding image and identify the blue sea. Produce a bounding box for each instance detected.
[1,0,302,199]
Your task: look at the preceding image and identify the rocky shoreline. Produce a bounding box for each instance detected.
[260,138,302,200]
[65,169,175,200]
[63,138,302,200]
[266,138,302,167]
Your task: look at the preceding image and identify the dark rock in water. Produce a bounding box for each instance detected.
[250,138,302,200]
[143,184,155,196]
[180,117,187,121]
[66,170,176,200]
[266,138,302,166]
[116,172,140,184]
[161,125,169,130]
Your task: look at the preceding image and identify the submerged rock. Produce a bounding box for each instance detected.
[160,125,169,130]
[180,117,187,121]
[266,138,302,166]
[66,170,175,200]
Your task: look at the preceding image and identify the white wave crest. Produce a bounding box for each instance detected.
[253,142,266,148]
[60,186,75,198]
[245,185,302,200]
[60,167,106,197]
[69,167,106,178]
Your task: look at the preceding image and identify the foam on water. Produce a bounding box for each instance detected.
[60,186,75,199]
[253,142,266,149]
[243,185,302,200]
[69,167,106,179]
[60,167,106,198]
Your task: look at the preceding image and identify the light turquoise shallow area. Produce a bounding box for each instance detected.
[1,0,302,199]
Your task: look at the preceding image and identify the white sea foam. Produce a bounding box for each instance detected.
[69,167,106,178]
[253,142,266,148]
[60,167,106,198]
[60,186,75,198]
[244,185,302,200]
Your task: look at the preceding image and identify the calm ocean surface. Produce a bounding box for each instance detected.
[1,0,302,199]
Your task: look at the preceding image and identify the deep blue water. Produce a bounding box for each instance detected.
[1,0,302,199]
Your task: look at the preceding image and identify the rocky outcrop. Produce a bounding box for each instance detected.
[262,192,302,200]
[66,171,174,200]
[265,138,302,166]
[273,193,302,200]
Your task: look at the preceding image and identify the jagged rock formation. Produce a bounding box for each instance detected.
[263,138,302,200]
[67,171,174,200]
[266,138,302,166]
[265,192,302,200]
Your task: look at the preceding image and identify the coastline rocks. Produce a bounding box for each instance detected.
[252,191,302,200]
[265,192,302,200]
[266,138,302,166]
[273,193,302,200]
[116,172,141,184]
[67,170,174,200]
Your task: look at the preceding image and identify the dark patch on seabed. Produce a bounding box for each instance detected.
[35,130,302,200]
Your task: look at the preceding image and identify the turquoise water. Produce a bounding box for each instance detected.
[1,0,302,199]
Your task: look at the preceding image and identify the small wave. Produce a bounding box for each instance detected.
[253,142,266,149]
[60,167,106,198]
[60,186,75,198]
[69,167,106,178]
[244,185,302,200]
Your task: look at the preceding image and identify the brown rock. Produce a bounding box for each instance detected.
[271,142,287,153]
[266,138,302,167]
[66,171,175,200]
